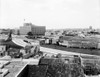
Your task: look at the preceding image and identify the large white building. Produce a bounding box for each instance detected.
[20,23,46,35]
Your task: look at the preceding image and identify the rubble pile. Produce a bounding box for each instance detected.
[27,56,100,77]
[83,59,100,76]
[38,57,85,77]
[28,65,48,77]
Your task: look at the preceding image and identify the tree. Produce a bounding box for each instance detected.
[27,32,33,36]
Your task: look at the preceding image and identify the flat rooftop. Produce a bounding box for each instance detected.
[0,59,28,77]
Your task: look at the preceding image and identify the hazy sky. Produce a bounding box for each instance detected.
[0,0,100,29]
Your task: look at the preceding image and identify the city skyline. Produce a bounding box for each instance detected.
[0,0,100,29]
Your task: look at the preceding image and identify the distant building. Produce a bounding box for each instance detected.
[0,29,11,35]
[0,29,2,33]
[89,26,92,30]
[12,29,19,35]
[19,23,46,35]
[0,40,6,53]
[0,45,6,52]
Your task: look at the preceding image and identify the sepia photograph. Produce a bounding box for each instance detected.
[0,0,100,77]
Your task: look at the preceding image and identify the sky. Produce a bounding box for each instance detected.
[0,0,100,29]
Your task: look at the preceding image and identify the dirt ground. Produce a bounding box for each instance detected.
[41,44,100,56]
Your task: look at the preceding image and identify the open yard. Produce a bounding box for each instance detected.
[41,44,100,56]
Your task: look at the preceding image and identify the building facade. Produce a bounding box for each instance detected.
[19,23,46,35]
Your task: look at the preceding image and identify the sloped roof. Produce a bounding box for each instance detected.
[0,38,28,48]
[12,38,28,48]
